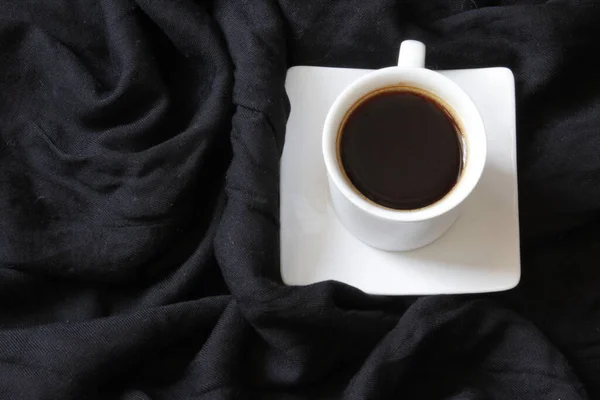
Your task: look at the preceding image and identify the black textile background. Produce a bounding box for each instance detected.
[1,0,599,399]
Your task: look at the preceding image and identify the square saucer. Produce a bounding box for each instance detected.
[280,66,520,295]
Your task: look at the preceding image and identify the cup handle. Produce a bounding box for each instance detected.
[397,40,426,68]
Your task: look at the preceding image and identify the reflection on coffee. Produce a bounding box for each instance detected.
[339,88,463,210]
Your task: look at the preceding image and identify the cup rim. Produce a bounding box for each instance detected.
[322,66,487,222]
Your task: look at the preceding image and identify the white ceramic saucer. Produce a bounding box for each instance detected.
[280,66,520,295]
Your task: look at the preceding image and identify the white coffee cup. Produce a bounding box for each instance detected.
[322,40,487,251]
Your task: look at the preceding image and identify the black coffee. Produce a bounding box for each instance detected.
[339,89,463,210]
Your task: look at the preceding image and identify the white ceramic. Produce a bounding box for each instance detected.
[322,41,487,251]
[281,65,519,295]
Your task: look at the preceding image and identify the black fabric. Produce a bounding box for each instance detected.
[0,0,599,398]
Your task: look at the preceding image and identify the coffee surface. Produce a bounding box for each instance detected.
[339,90,462,210]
